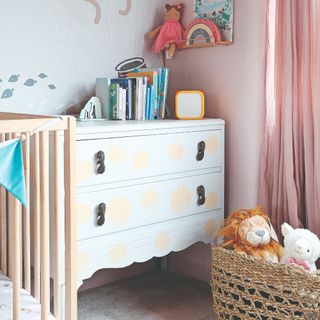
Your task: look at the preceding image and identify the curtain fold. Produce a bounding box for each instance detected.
[259,0,320,236]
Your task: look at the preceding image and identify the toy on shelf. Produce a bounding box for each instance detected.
[281,223,320,272]
[218,206,284,263]
[178,18,222,49]
[79,97,102,120]
[148,3,184,59]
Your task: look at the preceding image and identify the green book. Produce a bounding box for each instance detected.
[109,83,119,119]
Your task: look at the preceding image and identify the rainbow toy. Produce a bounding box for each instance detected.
[180,18,221,48]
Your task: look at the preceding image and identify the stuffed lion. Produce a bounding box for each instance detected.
[218,206,283,263]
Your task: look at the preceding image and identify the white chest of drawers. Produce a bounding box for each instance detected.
[56,119,224,318]
[73,119,225,282]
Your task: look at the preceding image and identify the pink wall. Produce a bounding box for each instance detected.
[166,0,267,281]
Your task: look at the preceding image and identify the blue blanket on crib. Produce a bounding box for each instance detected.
[0,138,27,206]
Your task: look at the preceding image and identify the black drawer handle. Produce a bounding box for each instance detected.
[96,151,105,174]
[196,141,206,161]
[197,185,206,206]
[97,203,106,226]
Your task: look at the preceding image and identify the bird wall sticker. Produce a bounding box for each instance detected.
[24,78,37,87]
[0,73,57,99]
[1,88,14,99]
[8,75,20,82]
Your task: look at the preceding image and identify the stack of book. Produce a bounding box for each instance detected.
[96,67,169,120]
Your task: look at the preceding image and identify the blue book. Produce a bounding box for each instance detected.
[149,85,156,120]
[146,86,151,120]
[160,68,169,119]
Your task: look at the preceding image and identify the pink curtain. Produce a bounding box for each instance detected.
[259,0,320,236]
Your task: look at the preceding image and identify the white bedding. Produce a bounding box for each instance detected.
[0,273,55,320]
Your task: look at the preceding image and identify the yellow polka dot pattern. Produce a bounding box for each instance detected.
[77,202,92,225]
[169,143,184,161]
[108,145,126,163]
[205,192,218,209]
[108,196,132,225]
[140,189,158,209]
[133,150,150,170]
[205,135,219,154]
[155,233,171,251]
[205,219,217,238]
[171,186,192,212]
[108,244,127,263]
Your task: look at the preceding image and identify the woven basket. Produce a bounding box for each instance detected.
[211,246,320,320]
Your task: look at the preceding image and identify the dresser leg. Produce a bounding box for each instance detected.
[156,257,167,271]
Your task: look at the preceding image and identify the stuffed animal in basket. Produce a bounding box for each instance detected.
[281,223,320,272]
[218,206,284,263]
[148,3,184,59]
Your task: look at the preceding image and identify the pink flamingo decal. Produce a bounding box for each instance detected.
[84,0,101,24]
[119,0,132,16]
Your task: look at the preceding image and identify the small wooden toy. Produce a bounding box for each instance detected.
[148,3,184,59]
[179,18,221,49]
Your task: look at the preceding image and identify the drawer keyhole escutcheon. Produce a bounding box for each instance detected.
[96,151,106,174]
[196,141,206,161]
[97,203,106,226]
[197,185,206,206]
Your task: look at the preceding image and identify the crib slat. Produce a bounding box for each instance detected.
[0,133,7,275]
[22,135,31,292]
[12,132,21,320]
[64,117,77,320]
[12,196,21,320]
[53,131,61,320]
[7,133,13,279]
[40,131,50,320]
[32,133,41,300]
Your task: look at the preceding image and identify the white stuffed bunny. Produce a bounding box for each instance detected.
[281,223,320,272]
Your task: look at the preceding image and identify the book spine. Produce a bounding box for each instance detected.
[109,83,118,120]
[96,78,111,119]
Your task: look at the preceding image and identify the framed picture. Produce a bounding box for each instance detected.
[194,0,234,42]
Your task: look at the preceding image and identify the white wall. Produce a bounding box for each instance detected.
[166,0,267,281]
[0,0,165,115]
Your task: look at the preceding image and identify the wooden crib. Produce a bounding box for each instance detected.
[0,112,77,320]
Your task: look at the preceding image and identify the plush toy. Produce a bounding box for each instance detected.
[148,3,184,59]
[281,223,320,272]
[218,206,284,263]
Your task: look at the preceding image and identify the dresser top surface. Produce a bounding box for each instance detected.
[76,118,225,135]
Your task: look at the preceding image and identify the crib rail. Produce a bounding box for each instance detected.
[0,112,77,320]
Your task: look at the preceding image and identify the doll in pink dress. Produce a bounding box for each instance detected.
[148,3,184,59]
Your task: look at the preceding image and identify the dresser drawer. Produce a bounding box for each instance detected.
[77,172,223,241]
[77,210,223,278]
[76,129,223,187]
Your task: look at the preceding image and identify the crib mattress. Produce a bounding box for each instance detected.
[0,273,55,320]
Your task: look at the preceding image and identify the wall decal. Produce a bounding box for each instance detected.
[24,79,37,87]
[84,0,102,24]
[8,75,20,82]
[119,0,132,16]
[48,84,56,89]
[1,88,14,99]
[38,73,48,79]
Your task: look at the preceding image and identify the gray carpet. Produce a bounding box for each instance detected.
[78,271,216,320]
